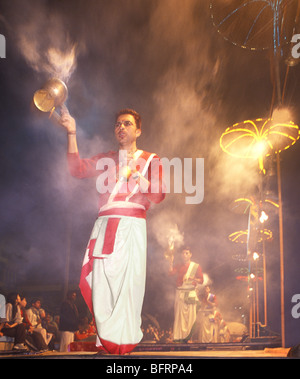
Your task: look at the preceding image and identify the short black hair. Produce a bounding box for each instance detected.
[116,108,142,129]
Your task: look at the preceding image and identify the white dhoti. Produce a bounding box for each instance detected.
[173,287,197,341]
[198,309,217,343]
[79,207,147,355]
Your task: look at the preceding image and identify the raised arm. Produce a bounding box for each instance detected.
[59,105,78,154]
[58,106,101,178]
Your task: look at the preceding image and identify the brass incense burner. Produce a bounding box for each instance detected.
[33,78,68,120]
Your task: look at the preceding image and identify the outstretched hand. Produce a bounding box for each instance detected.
[59,105,76,134]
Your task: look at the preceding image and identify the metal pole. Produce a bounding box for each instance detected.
[262,239,268,327]
[255,259,259,337]
[276,151,285,348]
[249,294,253,339]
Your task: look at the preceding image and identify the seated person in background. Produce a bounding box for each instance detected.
[26,298,53,346]
[74,317,96,342]
[19,296,48,351]
[42,312,60,346]
[1,293,27,350]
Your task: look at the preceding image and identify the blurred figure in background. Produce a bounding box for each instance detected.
[169,248,203,342]
[26,298,53,346]
[59,290,79,352]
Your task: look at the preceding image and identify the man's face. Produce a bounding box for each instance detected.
[114,114,141,147]
[33,300,41,309]
[181,249,192,263]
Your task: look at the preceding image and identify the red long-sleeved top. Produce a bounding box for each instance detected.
[67,150,166,212]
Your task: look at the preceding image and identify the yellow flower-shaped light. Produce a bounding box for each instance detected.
[220,118,300,171]
[228,229,273,244]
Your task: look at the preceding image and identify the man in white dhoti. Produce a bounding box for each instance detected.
[197,285,218,343]
[169,248,203,342]
[60,107,165,354]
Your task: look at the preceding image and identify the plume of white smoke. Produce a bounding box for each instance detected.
[10,1,80,83]
[271,106,293,123]
[150,213,185,252]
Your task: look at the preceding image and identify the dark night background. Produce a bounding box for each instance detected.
[0,0,299,347]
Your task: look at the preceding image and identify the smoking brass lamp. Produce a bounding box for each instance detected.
[33,78,68,121]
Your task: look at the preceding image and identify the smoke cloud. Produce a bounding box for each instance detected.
[2,2,78,82]
[1,0,299,336]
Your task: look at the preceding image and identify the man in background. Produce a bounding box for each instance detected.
[59,290,79,352]
[169,247,203,342]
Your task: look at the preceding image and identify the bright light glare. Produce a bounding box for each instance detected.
[259,210,269,223]
[253,252,260,261]
[253,140,267,157]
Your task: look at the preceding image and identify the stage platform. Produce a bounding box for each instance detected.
[0,339,295,359]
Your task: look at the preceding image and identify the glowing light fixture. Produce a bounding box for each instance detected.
[265,199,279,209]
[229,229,272,244]
[220,118,300,171]
[253,252,260,261]
[259,211,269,223]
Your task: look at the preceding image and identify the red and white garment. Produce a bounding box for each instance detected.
[170,261,203,341]
[67,149,165,354]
